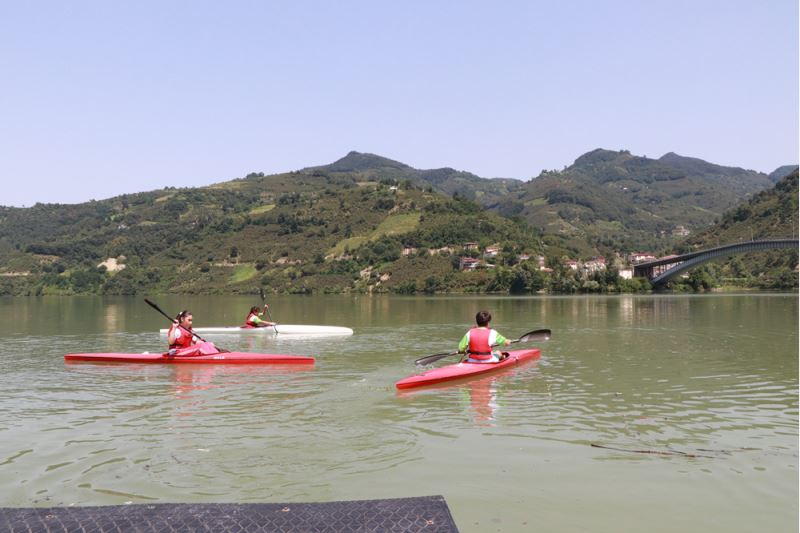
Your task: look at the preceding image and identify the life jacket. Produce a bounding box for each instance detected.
[467,327,493,361]
[168,324,194,349]
[245,313,260,327]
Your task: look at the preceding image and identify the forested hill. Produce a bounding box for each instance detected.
[497,149,777,257]
[0,166,542,295]
[675,169,798,288]
[308,151,524,206]
[769,165,799,183]
[0,150,794,295]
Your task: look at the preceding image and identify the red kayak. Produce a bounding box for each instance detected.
[395,348,540,389]
[65,351,315,365]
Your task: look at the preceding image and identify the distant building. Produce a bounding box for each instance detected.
[460,257,480,270]
[484,244,501,258]
[429,246,454,256]
[401,246,417,256]
[583,257,607,273]
[564,260,579,270]
[629,252,657,264]
[462,242,479,251]
[517,253,531,262]
[619,268,633,280]
[672,225,690,237]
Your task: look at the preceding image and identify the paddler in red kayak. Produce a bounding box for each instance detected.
[458,310,511,363]
[245,306,276,328]
[167,310,217,356]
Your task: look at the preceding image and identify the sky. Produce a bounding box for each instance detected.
[0,0,797,207]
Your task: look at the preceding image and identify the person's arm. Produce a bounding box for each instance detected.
[494,331,511,346]
[167,323,179,345]
[458,331,470,353]
[254,315,276,327]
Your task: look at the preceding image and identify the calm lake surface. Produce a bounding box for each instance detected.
[0,294,797,532]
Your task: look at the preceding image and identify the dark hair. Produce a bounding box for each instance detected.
[249,306,260,314]
[475,310,491,327]
[175,310,192,322]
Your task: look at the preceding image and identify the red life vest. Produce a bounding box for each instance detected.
[168,324,194,349]
[468,327,493,361]
[245,313,260,327]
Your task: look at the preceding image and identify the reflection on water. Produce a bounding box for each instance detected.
[397,360,542,427]
[0,294,796,532]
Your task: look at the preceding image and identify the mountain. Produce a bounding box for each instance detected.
[498,149,775,257]
[0,149,789,295]
[769,165,799,183]
[0,165,542,296]
[310,151,524,206]
[677,169,798,288]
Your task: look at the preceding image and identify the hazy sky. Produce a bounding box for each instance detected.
[1,1,797,207]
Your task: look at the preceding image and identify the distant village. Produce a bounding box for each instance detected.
[397,225,693,280]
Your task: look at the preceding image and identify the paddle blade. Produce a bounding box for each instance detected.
[517,329,551,343]
[414,351,460,366]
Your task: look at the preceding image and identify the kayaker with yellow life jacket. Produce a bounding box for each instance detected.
[245,306,276,328]
[458,310,511,363]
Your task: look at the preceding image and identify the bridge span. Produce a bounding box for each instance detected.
[633,239,799,287]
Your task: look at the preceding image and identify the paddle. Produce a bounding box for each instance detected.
[259,287,278,333]
[414,328,551,366]
[144,298,229,353]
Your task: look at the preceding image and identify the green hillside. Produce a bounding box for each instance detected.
[0,169,542,295]
[0,150,794,296]
[311,151,524,207]
[673,169,798,289]
[503,149,775,257]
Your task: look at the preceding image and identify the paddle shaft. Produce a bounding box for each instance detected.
[259,288,278,332]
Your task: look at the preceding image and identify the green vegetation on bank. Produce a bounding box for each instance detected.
[0,151,796,296]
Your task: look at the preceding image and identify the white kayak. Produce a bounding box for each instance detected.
[159,324,353,336]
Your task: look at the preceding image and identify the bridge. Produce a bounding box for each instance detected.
[633,239,799,287]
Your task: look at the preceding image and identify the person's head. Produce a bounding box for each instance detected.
[249,306,260,314]
[175,310,193,327]
[475,310,491,327]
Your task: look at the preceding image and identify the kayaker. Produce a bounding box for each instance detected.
[245,306,276,328]
[458,310,511,363]
[167,310,219,356]
[167,310,198,351]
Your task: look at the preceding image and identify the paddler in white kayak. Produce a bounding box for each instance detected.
[458,310,512,363]
[245,306,276,328]
[167,310,218,356]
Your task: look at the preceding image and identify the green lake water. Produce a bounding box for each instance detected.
[0,293,797,532]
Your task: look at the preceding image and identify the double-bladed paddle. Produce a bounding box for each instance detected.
[413,328,551,366]
[144,298,229,353]
[259,287,279,333]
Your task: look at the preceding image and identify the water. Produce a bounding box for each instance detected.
[0,294,797,532]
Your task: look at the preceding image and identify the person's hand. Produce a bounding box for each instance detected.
[504,339,511,346]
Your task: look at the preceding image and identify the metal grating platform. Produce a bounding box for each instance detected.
[0,495,459,532]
